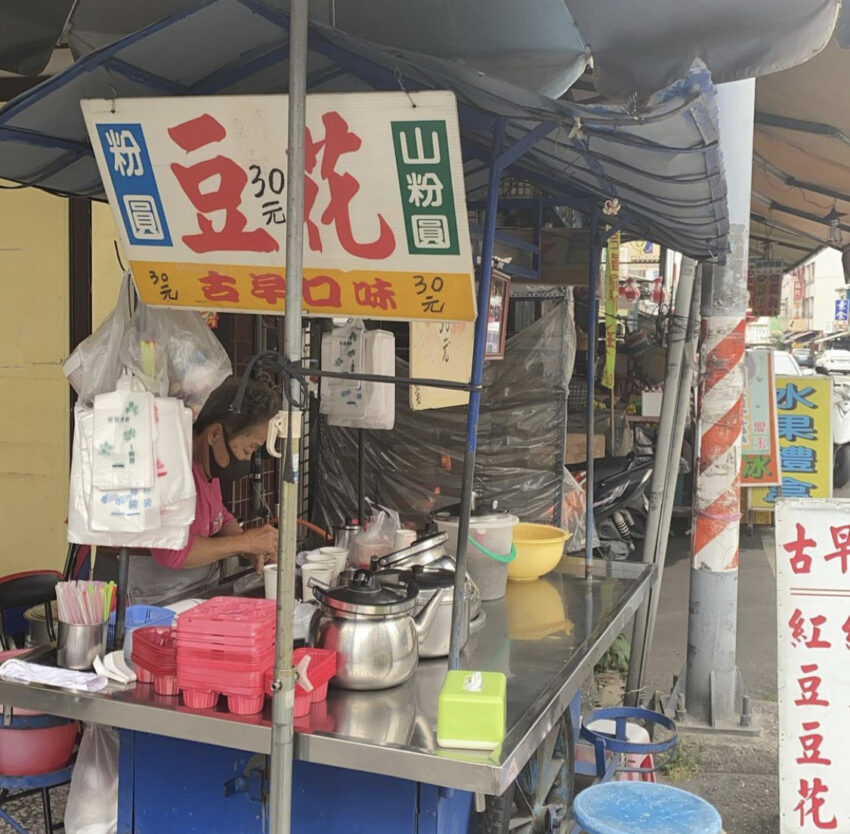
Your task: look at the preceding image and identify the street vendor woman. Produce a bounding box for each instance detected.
[96,376,280,605]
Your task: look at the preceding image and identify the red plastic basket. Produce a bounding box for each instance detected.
[132,627,178,673]
[264,649,337,703]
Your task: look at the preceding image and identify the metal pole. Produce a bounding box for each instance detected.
[626,262,701,704]
[357,428,366,525]
[448,119,505,668]
[269,3,307,832]
[625,257,696,704]
[584,212,600,579]
[114,546,129,650]
[686,79,754,726]
[647,273,701,662]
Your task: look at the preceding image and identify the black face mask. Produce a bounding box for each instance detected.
[210,435,252,481]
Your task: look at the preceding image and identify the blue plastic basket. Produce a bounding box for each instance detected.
[107,605,175,651]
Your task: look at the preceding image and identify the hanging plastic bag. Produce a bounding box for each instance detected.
[348,505,400,568]
[120,302,231,417]
[63,275,133,407]
[64,724,119,834]
[562,467,598,553]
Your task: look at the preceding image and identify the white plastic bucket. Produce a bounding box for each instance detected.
[435,513,518,600]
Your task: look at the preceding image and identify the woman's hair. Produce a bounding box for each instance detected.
[194,376,279,437]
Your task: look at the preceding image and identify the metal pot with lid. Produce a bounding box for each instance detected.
[373,532,481,620]
[373,531,450,572]
[308,570,443,690]
[376,565,473,659]
[24,602,58,647]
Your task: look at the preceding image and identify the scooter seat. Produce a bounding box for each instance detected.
[568,455,645,482]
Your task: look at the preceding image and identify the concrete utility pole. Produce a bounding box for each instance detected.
[686,79,754,728]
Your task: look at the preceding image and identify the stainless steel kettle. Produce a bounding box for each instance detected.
[308,570,443,690]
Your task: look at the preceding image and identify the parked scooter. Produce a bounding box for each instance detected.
[566,454,654,561]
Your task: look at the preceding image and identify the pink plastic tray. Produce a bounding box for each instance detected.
[178,597,276,638]
[178,667,268,690]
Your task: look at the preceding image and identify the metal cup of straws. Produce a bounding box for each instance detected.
[57,621,108,670]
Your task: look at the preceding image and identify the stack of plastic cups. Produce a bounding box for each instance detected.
[131,627,178,695]
[176,597,276,715]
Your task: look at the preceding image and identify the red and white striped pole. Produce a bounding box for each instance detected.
[686,78,755,726]
[693,315,747,572]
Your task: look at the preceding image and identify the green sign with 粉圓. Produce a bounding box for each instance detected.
[391,120,459,256]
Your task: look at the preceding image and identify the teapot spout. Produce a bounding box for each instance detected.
[413,588,444,643]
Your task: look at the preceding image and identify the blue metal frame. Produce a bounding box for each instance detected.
[584,210,601,578]
[448,115,562,668]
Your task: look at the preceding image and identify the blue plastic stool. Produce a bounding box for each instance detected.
[573,782,722,834]
[0,764,74,834]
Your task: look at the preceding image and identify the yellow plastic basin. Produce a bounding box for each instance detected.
[508,523,570,582]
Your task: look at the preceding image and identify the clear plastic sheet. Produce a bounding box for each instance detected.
[314,302,575,531]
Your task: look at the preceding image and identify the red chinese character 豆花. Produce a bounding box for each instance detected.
[169,114,278,255]
[795,664,830,707]
[797,722,832,766]
[303,112,395,259]
[795,778,837,830]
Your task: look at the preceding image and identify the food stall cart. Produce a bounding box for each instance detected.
[0,3,728,831]
[0,559,652,832]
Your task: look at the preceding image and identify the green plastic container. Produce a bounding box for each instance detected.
[437,670,507,750]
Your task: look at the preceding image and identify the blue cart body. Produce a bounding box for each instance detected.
[118,730,474,834]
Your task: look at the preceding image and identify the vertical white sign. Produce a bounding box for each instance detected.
[776,498,850,833]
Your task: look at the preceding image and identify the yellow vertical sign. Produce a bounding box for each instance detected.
[749,374,832,508]
[602,232,620,390]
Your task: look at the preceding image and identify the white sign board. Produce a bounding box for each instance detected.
[81,92,475,321]
[409,321,473,410]
[775,498,850,833]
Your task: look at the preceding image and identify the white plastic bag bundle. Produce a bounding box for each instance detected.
[63,275,133,407]
[64,724,119,834]
[68,387,196,548]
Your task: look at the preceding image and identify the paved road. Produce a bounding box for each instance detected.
[644,526,778,701]
[642,523,782,834]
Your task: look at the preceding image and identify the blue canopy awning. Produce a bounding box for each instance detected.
[0,0,728,259]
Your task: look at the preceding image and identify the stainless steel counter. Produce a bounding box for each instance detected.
[0,557,653,795]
